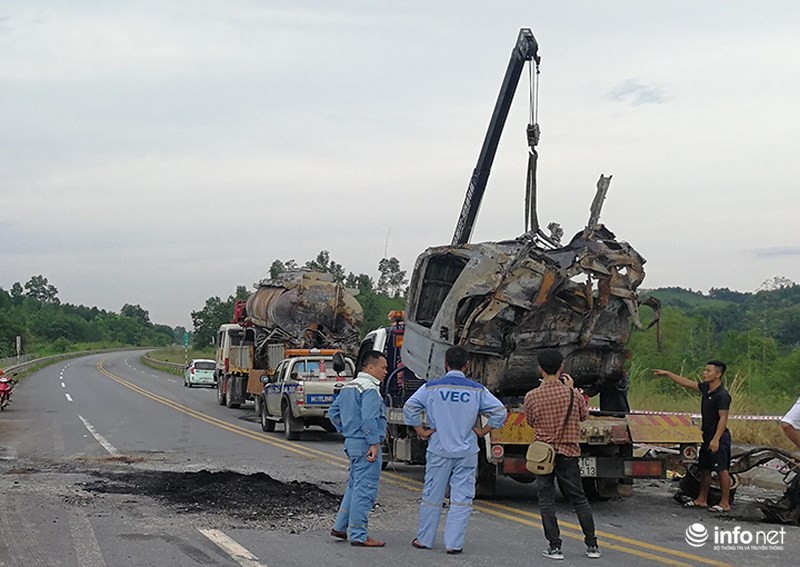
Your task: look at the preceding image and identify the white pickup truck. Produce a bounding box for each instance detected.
[256,351,354,440]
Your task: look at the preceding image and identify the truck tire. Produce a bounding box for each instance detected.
[283,405,302,441]
[581,478,602,501]
[226,391,241,409]
[217,376,226,406]
[225,376,241,409]
[260,402,275,432]
[475,441,497,499]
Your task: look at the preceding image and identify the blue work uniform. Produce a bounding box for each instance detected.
[328,372,387,543]
[404,370,507,551]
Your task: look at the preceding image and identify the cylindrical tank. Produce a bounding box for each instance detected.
[245,271,363,350]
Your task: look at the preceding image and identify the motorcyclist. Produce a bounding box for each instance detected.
[0,369,15,403]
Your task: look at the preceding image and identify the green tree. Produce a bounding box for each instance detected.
[190,286,248,348]
[10,282,24,303]
[24,275,59,304]
[305,250,345,283]
[377,257,407,298]
[120,303,151,327]
[174,326,188,345]
[346,272,375,296]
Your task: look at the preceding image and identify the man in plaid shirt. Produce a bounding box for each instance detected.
[524,349,600,560]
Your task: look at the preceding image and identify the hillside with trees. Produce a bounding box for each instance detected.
[0,275,176,359]
[631,281,800,398]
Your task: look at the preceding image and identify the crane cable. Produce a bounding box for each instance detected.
[525,60,541,234]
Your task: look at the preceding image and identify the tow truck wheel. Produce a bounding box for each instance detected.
[581,478,602,501]
[475,440,497,499]
[283,405,302,441]
[260,402,275,432]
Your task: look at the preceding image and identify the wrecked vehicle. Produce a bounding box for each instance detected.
[675,447,800,525]
[382,28,699,498]
[215,271,363,410]
[402,199,658,397]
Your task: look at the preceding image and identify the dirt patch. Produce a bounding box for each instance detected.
[78,469,340,523]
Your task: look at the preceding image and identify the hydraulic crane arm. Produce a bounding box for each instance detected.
[452,28,541,246]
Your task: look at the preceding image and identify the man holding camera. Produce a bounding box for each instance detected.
[524,349,599,560]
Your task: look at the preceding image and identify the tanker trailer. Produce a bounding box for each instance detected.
[215,270,363,410]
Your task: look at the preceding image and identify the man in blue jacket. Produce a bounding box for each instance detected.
[328,350,388,547]
[403,346,507,554]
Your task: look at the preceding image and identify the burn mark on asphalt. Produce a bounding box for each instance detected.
[78,469,340,523]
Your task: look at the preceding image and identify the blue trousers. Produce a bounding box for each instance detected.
[333,438,381,543]
[416,451,477,551]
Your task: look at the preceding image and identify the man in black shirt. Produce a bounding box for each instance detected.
[654,361,732,512]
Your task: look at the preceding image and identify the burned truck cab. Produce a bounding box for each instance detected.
[402,227,656,397]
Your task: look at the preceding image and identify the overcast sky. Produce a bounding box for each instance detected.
[2,1,799,328]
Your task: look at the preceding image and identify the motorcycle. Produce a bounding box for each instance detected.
[0,376,14,410]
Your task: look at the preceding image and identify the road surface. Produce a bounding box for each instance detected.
[0,351,796,567]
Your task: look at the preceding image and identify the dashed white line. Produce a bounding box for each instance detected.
[65,393,73,402]
[78,415,120,456]
[199,529,269,567]
[61,383,66,388]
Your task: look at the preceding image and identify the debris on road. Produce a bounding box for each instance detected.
[78,468,340,524]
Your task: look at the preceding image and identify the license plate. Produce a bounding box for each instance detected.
[579,457,597,477]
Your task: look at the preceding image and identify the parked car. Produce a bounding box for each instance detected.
[185,359,216,388]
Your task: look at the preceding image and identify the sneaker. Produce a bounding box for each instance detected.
[586,546,601,559]
[542,547,564,560]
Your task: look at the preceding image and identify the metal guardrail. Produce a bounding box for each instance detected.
[0,354,37,370]
[2,348,148,376]
[140,354,186,370]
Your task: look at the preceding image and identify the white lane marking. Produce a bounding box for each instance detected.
[199,529,269,567]
[61,383,66,388]
[167,378,177,383]
[65,393,73,402]
[77,415,120,456]
[68,511,108,567]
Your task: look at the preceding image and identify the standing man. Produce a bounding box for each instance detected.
[524,349,600,560]
[403,346,507,555]
[780,395,800,449]
[328,351,388,547]
[654,360,732,512]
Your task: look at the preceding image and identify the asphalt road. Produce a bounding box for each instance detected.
[1,351,797,567]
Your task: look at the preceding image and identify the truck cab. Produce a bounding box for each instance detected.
[215,323,258,409]
[257,350,355,440]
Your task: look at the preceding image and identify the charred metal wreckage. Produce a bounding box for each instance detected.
[401,29,659,396]
[404,177,659,396]
[240,271,363,361]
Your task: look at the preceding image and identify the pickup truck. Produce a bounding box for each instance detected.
[256,352,354,440]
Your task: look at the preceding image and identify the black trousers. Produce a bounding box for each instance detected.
[536,454,597,548]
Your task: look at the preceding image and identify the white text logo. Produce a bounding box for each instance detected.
[684,523,786,551]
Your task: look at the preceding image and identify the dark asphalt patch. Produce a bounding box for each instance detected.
[78,469,340,522]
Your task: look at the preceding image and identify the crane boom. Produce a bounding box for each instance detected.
[451,28,540,246]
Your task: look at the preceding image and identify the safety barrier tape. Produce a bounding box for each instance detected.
[589,407,785,422]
